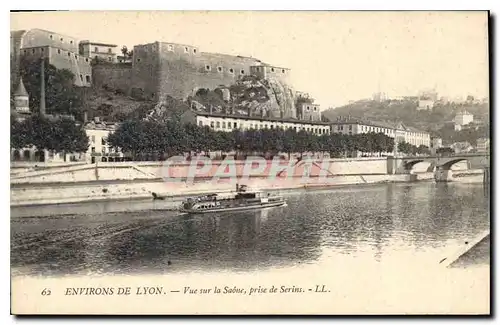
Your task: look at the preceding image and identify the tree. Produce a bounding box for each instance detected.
[121,45,128,57]
[19,57,84,120]
[10,115,89,161]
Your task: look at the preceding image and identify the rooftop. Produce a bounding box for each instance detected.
[80,40,118,47]
[331,116,429,134]
[190,111,330,126]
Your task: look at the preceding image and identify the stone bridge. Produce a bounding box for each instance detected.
[387,154,490,182]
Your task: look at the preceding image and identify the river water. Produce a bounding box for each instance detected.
[11,182,490,277]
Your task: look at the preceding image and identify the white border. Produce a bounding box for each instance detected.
[3,2,498,324]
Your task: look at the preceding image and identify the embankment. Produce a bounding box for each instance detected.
[10,158,480,207]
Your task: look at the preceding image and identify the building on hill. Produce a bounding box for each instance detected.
[79,40,118,63]
[180,110,331,135]
[296,103,321,122]
[129,41,292,103]
[454,110,474,131]
[11,29,92,87]
[417,98,435,110]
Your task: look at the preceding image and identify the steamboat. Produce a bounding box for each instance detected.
[180,184,286,214]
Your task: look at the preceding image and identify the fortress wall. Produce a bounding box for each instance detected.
[130,42,161,100]
[20,46,92,87]
[92,64,133,94]
[155,42,261,100]
[20,29,79,52]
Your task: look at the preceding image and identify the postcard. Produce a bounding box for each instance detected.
[10,10,490,315]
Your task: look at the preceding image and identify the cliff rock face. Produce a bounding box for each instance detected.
[187,74,297,119]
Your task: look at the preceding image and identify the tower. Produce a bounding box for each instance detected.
[14,77,30,118]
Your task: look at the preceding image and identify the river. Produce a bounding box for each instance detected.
[11,182,490,277]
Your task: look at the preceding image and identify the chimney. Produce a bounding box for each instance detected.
[83,111,88,122]
[40,58,46,115]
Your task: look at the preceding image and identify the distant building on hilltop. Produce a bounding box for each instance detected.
[417,99,435,110]
[454,110,474,131]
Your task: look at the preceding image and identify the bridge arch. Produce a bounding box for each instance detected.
[403,159,425,172]
[439,158,468,170]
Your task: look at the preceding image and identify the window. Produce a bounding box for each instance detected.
[227,123,232,129]
[60,38,64,42]
[91,135,96,143]
[91,147,95,153]
[85,75,91,83]
[184,47,189,53]
[282,69,285,73]
[49,35,53,40]
[339,125,344,130]
[229,68,234,74]
[349,125,352,130]
[80,74,83,81]
[205,65,211,71]
[70,40,73,44]
[108,57,112,61]
[271,68,275,72]
[168,44,174,51]
[198,121,203,127]
[75,55,78,59]
[41,48,44,53]
[222,122,226,129]
[215,121,221,128]
[94,47,98,52]
[23,50,26,54]
[217,66,223,72]
[137,58,141,62]
[85,58,89,62]
[270,125,274,129]
[57,49,61,54]
[32,49,35,54]
[240,69,245,74]
[108,48,112,53]
[68,52,71,57]
[210,121,215,128]
[193,48,197,54]
[101,138,106,145]
[234,122,237,128]
[313,107,317,111]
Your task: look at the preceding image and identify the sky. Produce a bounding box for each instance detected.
[10,11,489,108]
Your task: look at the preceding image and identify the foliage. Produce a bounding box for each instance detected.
[107,120,397,160]
[323,99,490,131]
[19,57,84,119]
[436,147,454,155]
[11,115,89,154]
[396,141,430,155]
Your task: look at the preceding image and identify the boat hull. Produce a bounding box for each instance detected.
[181,200,286,214]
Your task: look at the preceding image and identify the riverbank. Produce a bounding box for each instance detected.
[11,170,486,208]
[10,158,486,208]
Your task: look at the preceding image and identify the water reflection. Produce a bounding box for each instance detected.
[11,183,489,276]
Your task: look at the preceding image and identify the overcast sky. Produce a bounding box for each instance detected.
[11,11,489,108]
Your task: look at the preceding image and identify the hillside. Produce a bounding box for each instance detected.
[322,99,490,134]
